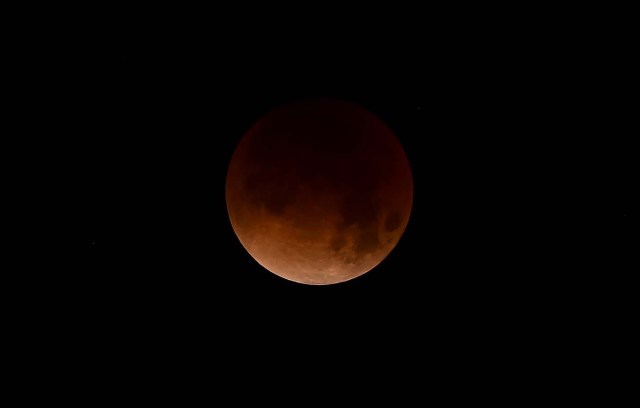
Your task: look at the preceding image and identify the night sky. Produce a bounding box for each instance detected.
[79,14,633,387]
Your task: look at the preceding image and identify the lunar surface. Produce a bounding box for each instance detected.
[226,98,413,285]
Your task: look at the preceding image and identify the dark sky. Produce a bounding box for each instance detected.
[79,13,633,386]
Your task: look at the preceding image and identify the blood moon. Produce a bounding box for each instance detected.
[226,98,413,285]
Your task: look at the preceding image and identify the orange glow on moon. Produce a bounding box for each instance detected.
[226,98,413,285]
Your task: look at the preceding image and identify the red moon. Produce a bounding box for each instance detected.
[226,98,413,285]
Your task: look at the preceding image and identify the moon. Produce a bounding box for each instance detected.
[226,98,413,285]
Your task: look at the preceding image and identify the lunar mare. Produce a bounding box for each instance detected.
[226,98,413,285]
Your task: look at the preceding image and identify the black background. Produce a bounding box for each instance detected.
[75,9,633,394]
